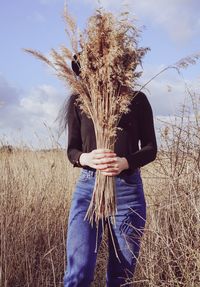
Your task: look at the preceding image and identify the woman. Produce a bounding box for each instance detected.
[63,58,157,287]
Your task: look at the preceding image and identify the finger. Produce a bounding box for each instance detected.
[101,167,119,173]
[93,163,114,170]
[93,149,115,154]
[93,158,117,165]
[94,153,116,159]
[100,164,120,174]
[101,171,119,176]
[93,163,119,171]
[99,163,119,171]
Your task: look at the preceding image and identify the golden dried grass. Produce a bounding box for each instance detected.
[0,91,199,286]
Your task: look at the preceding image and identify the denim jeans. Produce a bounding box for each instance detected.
[63,168,146,287]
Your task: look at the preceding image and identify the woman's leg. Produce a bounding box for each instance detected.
[106,169,146,287]
[63,170,103,287]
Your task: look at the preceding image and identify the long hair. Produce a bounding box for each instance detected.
[56,92,77,137]
[56,56,80,136]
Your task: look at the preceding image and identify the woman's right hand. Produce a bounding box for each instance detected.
[79,149,117,170]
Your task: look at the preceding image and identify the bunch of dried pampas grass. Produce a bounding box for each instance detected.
[24,5,150,258]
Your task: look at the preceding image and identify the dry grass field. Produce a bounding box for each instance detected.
[0,93,200,287]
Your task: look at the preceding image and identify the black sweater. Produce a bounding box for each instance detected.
[67,91,157,176]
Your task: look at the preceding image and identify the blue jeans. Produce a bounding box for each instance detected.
[63,168,146,287]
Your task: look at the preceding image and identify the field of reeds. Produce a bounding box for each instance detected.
[0,91,200,287]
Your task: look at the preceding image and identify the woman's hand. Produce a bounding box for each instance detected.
[79,149,129,176]
[100,157,129,176]
[79,149,117,170]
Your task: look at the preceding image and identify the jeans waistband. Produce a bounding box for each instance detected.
[81,167,140,177]
[82,168,96,177]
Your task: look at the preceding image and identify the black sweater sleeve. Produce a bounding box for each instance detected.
[67,94,83,167]
[126,92,157,170]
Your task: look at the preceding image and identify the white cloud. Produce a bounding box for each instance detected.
[137,62,200,119]
[79,0,200,45]
[0,77,68,148]
[20,85,60,119]
[134,0,200,44]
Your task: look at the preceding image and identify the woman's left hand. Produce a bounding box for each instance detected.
[100,157,129,176]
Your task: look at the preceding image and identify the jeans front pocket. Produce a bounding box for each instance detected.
[79,172,89,182]
[78,169,96,183]
[119,169,142,187]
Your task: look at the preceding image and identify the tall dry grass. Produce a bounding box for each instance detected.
[132,90,200,286]
[0,149,77,287]
[0,91,199,287]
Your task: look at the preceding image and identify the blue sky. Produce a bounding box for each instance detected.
[0,0,200,148]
